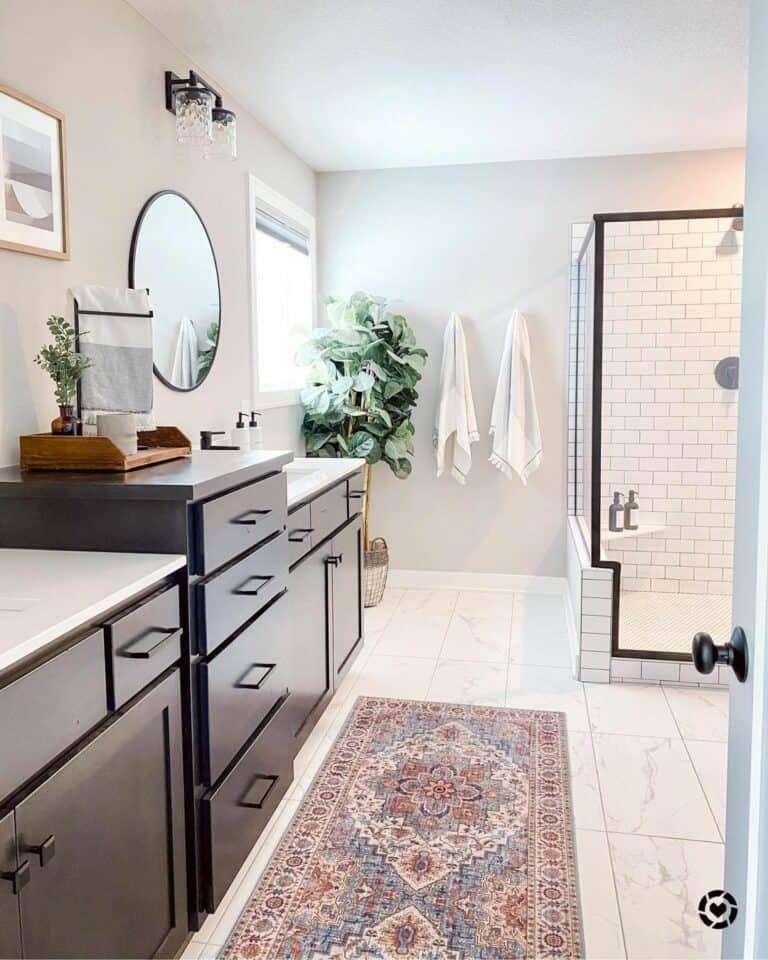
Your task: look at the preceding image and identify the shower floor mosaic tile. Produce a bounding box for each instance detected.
[618,590,731,654]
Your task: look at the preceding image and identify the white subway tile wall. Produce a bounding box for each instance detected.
[600,217,741,597]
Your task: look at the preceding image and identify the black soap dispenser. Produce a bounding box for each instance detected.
[608,492,624,533]
[624,490,639,531]
[234,411,250,451]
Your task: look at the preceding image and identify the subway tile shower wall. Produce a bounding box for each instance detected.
[600,218,741,595]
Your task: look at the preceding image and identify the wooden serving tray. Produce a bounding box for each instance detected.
[20,426,192,472]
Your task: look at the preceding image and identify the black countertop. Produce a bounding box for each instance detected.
[0,449,294,502]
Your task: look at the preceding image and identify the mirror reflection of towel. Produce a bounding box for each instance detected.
[171,316,199,389]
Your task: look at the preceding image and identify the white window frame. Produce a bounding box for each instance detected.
[248,173,316,409]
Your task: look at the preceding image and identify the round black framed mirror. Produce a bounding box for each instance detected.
[129,190,221,391]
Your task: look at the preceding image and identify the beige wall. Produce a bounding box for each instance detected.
[318,149,745,576]
[0,0,315,467]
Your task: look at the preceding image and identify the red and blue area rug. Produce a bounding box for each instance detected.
[222,697,581,959]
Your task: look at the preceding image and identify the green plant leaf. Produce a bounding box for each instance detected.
[352,371,375,392]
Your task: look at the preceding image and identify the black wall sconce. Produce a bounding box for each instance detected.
[165,70,237,160]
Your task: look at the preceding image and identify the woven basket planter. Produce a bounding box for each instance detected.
[364,537,389,607]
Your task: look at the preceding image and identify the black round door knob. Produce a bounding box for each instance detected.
[692,627,748,683]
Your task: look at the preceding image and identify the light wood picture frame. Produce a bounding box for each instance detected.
[0,83,69,260]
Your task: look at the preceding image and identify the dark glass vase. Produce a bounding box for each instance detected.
[51,404,79,435]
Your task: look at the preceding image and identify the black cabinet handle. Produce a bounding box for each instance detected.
[288,527,314,543]
[232,574,274,596]
[236,663,276,690]
[119,626,182,660]
[347,490,365,500]
[232,509,272,526]
[239,774,280,810]
[325,554,343,567]
[21,835,55,868]
[0,860,30,895]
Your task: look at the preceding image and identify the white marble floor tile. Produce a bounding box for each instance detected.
[507,593,572,668]
[207,800,301,946]
[180,938,216,959]
[575,829,626,959]
[364,590,403,633]
[568,731,604,830]
[585,682,680,738]
[505,664,589,731]
[594,734,718,841]
[374,613,451,658]
[609,833,724,959]
[426,659,507,706]
[345,654,437,701]
[686,739,727,840]
[396,588,458,614]
[440,613,511,662]
[664,687,729,742]
[454,589,516,618]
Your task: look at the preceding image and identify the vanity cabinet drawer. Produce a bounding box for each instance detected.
[287,503,313,567]
[197,533,288,656]
[310,482,348,546]
[346,469,366,518]
[196,472,287,575]
[0,630,106,802]
[200,595,290,785]
[104,584,182,709]
[201,696,293,911]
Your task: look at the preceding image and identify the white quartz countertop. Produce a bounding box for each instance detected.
[0,549,186,675]
[285,457,366,508]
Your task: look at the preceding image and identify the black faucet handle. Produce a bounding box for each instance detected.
[200,430,225,450]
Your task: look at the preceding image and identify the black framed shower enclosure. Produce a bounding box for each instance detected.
[571,207,743,661]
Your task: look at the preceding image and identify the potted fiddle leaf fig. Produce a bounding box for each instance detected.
[296,291,427,605]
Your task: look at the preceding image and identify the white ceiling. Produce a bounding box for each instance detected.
[128,0,748,172]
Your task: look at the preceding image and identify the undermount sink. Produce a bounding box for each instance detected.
[283,462,329,499]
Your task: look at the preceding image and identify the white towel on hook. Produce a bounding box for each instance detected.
[433,312,479,484]
[170,316,199,390]
[489,310,542,484]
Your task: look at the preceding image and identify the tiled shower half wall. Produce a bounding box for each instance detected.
[600,215,742,657]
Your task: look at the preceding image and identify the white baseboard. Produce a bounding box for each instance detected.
[387,568,567,595]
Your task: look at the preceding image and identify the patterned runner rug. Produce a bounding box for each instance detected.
[222,696,581,959]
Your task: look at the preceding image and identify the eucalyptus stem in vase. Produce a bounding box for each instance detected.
[34,315,93,435]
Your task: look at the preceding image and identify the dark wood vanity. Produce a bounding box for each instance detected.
[0,452,365,957]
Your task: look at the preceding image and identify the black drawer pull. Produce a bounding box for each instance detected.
[325,554,343,567]
[232,574,274,597]
[347,490,365,500]
[232,509,272,525]
[21,834,55,868]
[1,860,30,895]
[236,663,276,690]
[119,626,182,659]
[288,527,314,543]
[239,774,280,810]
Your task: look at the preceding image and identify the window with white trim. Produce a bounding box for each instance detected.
[249,175,315,406]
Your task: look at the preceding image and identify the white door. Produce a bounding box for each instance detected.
[721,4,768,956]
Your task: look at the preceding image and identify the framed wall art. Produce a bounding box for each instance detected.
[0,83,68,259]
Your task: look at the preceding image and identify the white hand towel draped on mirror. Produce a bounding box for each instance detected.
[69,285,154,429]
[434,312,479,484]
[489,311,542,484]
[170,316,199,390]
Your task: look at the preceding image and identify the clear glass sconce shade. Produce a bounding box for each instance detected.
[205,108,237,160]
[173,86,213,144]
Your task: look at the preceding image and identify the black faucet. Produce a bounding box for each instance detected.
[200,430,240,451]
